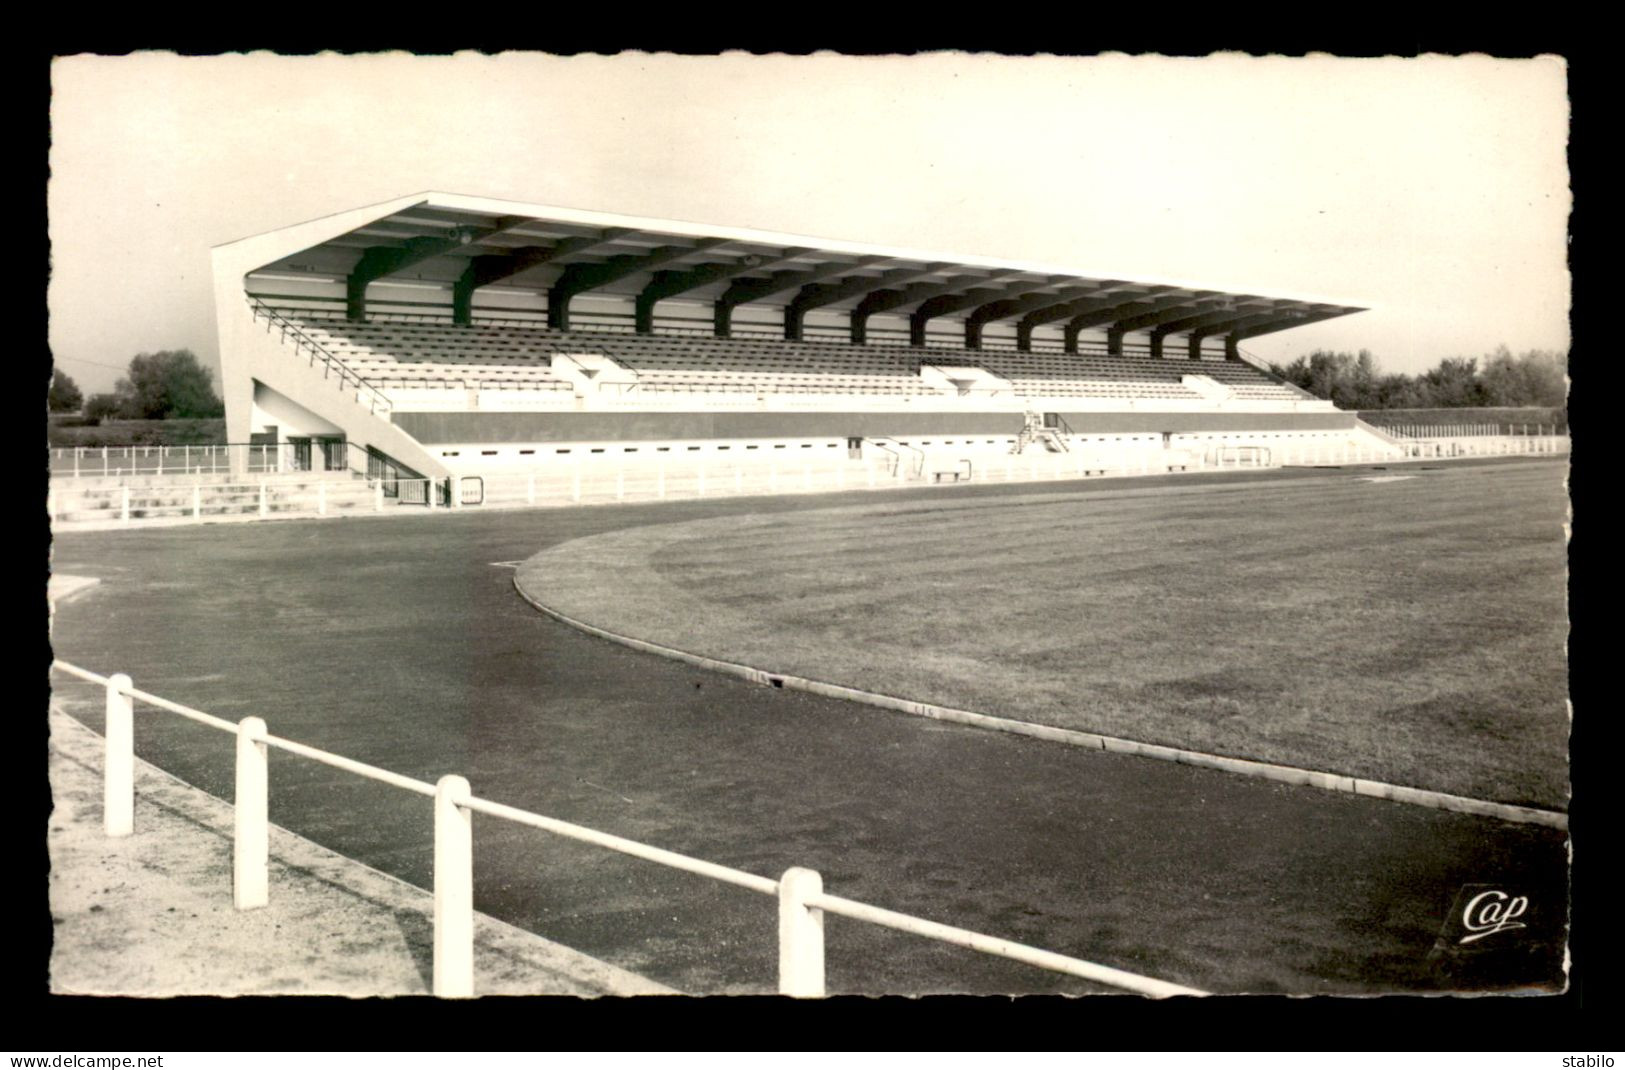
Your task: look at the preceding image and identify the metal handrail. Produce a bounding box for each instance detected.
[247,298,394,417]
[49,658,1204,999]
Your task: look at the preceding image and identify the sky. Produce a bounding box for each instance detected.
[47,51,1571,396]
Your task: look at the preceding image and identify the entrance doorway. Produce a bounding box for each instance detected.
[318,437,347,471]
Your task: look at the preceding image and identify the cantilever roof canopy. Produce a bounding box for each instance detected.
[227,192,1366,354]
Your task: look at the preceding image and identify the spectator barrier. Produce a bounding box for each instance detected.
[49,659,1205,999]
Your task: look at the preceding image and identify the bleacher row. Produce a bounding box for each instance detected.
[288,315,1301,401]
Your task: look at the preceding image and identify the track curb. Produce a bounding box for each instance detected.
[513,574,1567,832]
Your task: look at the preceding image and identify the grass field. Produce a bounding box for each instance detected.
[519,461,1569,808]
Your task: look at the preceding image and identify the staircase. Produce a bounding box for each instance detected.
[1012,411,1070,454]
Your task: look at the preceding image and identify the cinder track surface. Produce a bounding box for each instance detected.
[47,460,1569,995]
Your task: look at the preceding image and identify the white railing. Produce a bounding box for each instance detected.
[49,477,443,527]
[1392,435,1571,460]
[49,660,1205,999]
[48,444,289,479]
[1382,423,1566,439]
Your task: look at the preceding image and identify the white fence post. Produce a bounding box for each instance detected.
[426,479,436,511]
[104,674,134,837]
[317,482,328,517]
[258,480,268,517]
[374,483,384,512]
[778,867,826,998]
[450,476,462,510]
[234,716,270,910]
[433,774,476,998]
[192,485,201,520]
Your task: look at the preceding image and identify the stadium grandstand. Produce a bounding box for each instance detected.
[211,191,1385,501]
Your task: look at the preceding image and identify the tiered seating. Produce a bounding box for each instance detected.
[971,352,1200,400]
[973,350,1301,401]
[1183,359,1303,401]
[285,313,1300,401]
[586,334,932,395]
[294,319,574,391]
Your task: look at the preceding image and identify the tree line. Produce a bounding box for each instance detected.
[1268,346,1567,411]
[49,350,225,420]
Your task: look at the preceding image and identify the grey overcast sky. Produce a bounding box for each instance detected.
[48,52,1570,395]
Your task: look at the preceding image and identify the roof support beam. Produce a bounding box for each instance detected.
[1109,296,1222,335]
[848,270,1027,345]
[1107,296,1219,357]
[713,257,887,337]
[1136,305,1268,360]
[347,217,531,321]
[1063,294,1193,354]
[547,239,727,330]
[1188,322,1237,360]
[633,249,812,334]
[909,279,1059,347]
[451,229,637,325]
[784,264,950,342]
[1148,305,1261,342]
[962,285,1096,350]
[1017,287,1170,351]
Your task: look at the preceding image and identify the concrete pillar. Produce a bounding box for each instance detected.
[433,775,475,998]
[104,674,134,837]
[778,867,826,998]
[234,717,270,910]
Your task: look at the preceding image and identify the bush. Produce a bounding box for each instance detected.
[46,418,226,448]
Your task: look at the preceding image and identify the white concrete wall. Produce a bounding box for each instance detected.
[250,383,347,441]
